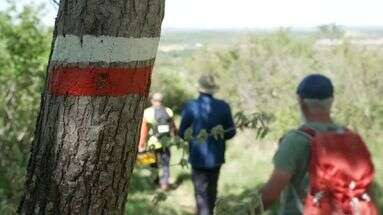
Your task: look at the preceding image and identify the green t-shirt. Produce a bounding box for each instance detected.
[273,122,343,215]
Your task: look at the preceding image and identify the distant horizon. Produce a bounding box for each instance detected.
[162,25,383,31]
[2,0,383,30]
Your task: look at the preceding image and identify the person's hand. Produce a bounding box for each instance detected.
[138,146,146,153]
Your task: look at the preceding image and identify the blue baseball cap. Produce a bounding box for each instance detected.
[297,74,334,99]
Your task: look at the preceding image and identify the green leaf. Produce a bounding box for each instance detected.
[179,158,189,168]
[152,192,167,206]
[197,129,209,143]
[260,127,269,139]
[184,127,194,142]
[211,125,225,140]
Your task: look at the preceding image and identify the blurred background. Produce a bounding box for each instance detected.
[0,0,382,214]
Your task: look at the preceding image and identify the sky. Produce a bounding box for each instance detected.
[2,0,383,29]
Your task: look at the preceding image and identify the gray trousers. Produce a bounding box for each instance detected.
[192,167,221,215]
[151,148,171,185]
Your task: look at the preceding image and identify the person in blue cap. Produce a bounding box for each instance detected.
[259,74,343,215]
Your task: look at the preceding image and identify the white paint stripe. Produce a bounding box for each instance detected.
[51,35,160,63]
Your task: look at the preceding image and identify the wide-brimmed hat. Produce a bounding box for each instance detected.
[198,75,219,94]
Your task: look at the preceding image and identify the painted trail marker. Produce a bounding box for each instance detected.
[49,34,157,96]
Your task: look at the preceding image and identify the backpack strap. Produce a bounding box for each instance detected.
[292,186,305,214]
[296,127,317,140]
[286,127,316,213]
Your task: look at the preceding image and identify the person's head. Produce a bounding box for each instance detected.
[297,74,334,123]
[198,75,219,95]
[150,92,163,107]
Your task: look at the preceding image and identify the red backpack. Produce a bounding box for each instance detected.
[299,127,379,215]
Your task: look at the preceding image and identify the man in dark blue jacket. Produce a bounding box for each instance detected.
[179,75,236,215]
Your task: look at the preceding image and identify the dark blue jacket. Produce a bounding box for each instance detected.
[179,93,236,169]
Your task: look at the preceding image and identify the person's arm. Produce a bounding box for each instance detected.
[166,108,178,136]
[170,120,178,136]
[138,119,149,152]
[178,103,193,139]
[261,169,292,209]
[223,104,236,140]
[257,131,308,211]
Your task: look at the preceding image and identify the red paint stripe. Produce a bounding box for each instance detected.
[49,67,152,96]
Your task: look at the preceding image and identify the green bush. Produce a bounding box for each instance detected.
[0,5,51,213]
[186,30,383,141]
[186,31,383,212]
[151,67,194,113]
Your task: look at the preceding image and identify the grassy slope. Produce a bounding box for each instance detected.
[126,131,275,215]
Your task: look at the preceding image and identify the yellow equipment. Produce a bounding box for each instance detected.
[136,151,157,166]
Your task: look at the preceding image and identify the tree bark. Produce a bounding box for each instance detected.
[19,0,165,214]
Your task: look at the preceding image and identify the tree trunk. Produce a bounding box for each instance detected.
[19,0,165,214]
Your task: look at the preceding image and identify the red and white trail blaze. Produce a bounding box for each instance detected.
[48,34,160,96]
[49,67,152,96]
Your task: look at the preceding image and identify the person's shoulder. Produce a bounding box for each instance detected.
[143,107,153,115]
[274,128,311,173]
[183,99,198,109]
[214,98,231,108]
[165,107,174,117]
[214,97,228,104]
[303,122,345,133]
[180,100,196,115]
[280,129,312,147]
[143,107,154,119]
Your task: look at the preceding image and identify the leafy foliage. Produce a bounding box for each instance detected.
[186,30,383,144]
[151,62,194,113]
[147,112,271,170]
[185,30,383,214]
[0,4,51,213]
